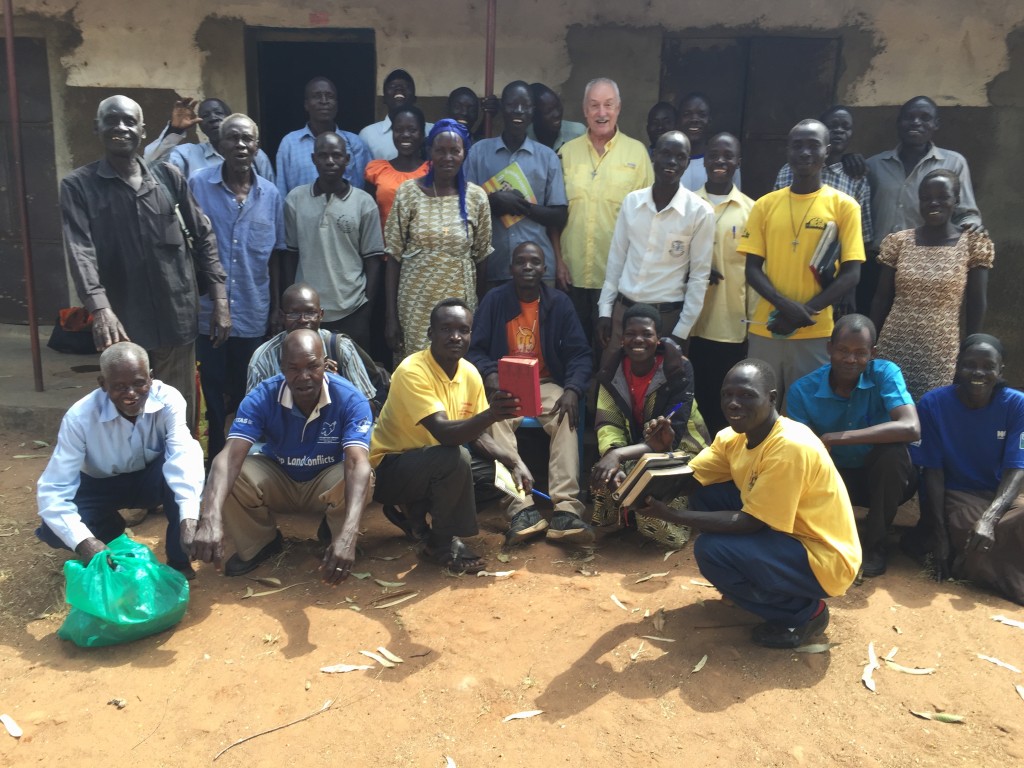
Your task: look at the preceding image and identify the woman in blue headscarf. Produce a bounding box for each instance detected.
[384,118,493,357]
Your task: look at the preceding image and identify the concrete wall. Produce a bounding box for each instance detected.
[3,0,1022,381]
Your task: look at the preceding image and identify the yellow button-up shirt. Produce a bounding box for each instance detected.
[559,130,653,289]
[692,185,756,344]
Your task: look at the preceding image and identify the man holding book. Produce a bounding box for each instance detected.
[468,242,594,544]
[465,81,568,290]
[786,314,919,577]
[637,359,862,648]
[369,298,528,573]
[740,119,864,407]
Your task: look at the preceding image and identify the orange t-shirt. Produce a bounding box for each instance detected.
[505,299,549,378]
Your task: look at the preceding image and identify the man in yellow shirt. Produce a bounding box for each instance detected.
[559,78,653,346]
[639,358,861,648]
[740,120,864,406]
[369,298,528,573]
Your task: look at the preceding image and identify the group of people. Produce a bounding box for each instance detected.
[35,69,1022,651]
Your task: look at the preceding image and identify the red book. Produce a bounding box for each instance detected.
[498,356,542,417]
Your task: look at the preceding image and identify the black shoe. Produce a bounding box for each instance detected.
[382,505,429,542]
[224,531,284,577]
[751,603,830,649]
[506,507,548,545]
[167,560,196,581]
[861,548,887,578]
[317,516,332,546]
[546,511,594,543]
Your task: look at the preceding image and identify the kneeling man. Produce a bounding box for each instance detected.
[36,342,203,577]
[639,359,861,648]
[786,314,919,576]
[189,329,373,584]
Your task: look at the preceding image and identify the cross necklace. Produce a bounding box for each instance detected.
[788,191,820,251]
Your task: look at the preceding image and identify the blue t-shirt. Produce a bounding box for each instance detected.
[229,372,372,482]
[786,359,914,468]
[913,385,1024,493]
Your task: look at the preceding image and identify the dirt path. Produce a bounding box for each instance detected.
[1,429,1022,767]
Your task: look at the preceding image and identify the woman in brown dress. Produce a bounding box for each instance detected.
[870,169,993,400]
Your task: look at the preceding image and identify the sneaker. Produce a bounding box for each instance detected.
[861,548,887,578]
[546,511,595,543]
[506,507,548,545]
[751,602,830,649]
[224,531,284,577]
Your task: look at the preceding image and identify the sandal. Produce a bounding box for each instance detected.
[418,536,485,575]
[382,505,428,542]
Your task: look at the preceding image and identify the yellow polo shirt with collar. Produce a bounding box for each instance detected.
[368,349,488,468]
[560,130,653,289]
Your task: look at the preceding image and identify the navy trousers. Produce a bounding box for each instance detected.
[690,481,827,626]
[35,457,187,565]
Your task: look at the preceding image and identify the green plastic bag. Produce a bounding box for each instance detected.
[57,534,190,647]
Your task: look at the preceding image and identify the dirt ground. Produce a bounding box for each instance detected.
[1,428,1023,768]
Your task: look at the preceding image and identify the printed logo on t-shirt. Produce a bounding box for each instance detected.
[318,420,340,445]
[459,401,475,418]
[747,470,758,492]
[1019,432,1024,450]
[805,217,828,231]
[355,418,371,434]
[334,215,356,234]
[996,430,1006,440]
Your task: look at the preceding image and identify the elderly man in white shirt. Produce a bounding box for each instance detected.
[35,342,204,578]
[597,130,715,351]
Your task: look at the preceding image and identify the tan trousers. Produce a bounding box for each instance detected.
[222,454,373,561]
[488,381,585,519]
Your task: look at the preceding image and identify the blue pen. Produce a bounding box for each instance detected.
[665,402,684,419]
[531,489,552,501]
[732,226,736,239]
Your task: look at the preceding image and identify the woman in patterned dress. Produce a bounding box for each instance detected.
[870,169,994,400]
[384,119,492,357]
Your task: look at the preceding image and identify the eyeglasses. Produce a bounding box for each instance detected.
[283,311,319,321]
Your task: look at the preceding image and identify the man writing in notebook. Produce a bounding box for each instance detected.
[468,242,593,544]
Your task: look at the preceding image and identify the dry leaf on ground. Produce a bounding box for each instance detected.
[793,643,840,654]
[377,647,404,664]
[320,663,373,673]
[977,654,1021,673]
[0,714,22,738]
[502,710,543,722]
[910,710,965,724]
[862,642,880,693]
[360,650,396,668]
[692,654,708,673]
[610,594,628,610]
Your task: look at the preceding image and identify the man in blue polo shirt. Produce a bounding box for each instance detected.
[465,80,568,289]
[787,314,920,577]
[189,113,286,458]
[188,330,373,583]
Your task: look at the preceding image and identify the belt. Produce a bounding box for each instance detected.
[618,295,684,312]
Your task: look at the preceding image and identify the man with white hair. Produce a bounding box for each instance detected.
[36,342,205,578]
[558,78,652,346]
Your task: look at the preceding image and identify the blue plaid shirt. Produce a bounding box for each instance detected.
[189,166,286,338]
[774,161,873,245]
[274,124,370,197]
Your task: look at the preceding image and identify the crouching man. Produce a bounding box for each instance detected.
[36,342,203,578]
[638,359,862,648]
[188,329,373,584]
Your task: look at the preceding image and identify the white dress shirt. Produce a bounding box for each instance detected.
[599,185,715,339]
[36,381,205,549]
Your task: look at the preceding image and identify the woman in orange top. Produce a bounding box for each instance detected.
[364,104,429,227]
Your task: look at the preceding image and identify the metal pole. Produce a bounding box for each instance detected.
[483,0,496,137]
[3,0,44,392]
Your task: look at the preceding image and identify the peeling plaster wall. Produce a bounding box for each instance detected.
[2,0,1023,380]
